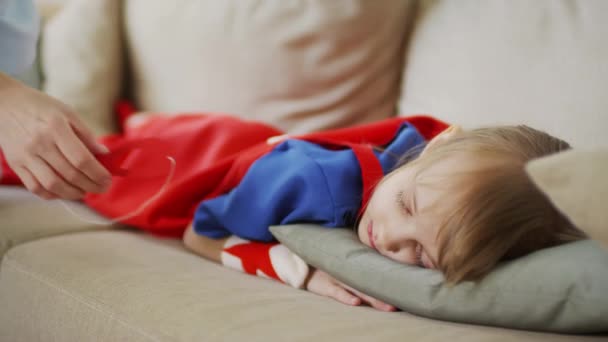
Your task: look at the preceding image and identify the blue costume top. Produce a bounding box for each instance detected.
[193,122,425,242]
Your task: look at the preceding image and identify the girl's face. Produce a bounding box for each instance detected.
[357,126,464,269]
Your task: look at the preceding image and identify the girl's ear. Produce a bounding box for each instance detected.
[421,125,462,156]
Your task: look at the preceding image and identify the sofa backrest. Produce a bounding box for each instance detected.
[398,0,608,148]
[122,0,415,134]
[42,0,607,147]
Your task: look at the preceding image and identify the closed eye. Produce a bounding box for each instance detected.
[396,190,412,216]
[415,243,424,268]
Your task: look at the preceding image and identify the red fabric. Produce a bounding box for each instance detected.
[349,144,385,217]
[85,113,447,238]
[0,103,448,238]
[85,114,283,238]
[224,241,280,280]
[0,149,22,185]
[115,100,138,133]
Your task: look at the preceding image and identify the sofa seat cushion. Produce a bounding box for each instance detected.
[0,231,603,342]
[0,187,116,258]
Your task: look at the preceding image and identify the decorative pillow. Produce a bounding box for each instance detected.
[527,149,608,249]
[270,225,608,333]
[41,0,122,136]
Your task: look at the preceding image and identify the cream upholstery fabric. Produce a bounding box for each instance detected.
[35,0,70,20]
[398,0,608,148]
[42,0,123,135]
[6,1,605,340]
[527,149,608,249]
[124,0,414,134]
[0,187,117,258]
[2,230,602,342]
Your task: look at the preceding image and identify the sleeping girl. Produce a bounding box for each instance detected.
[0,110,585,311]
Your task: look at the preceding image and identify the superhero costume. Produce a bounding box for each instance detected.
[0,106,448,240]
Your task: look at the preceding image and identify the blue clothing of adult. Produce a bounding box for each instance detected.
[0,0,39,75]
[193,122,426,242]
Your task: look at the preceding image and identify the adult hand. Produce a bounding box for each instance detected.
[305,268,396,312]
[0,73,112,200]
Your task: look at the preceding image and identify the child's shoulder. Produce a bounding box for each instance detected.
[257,139,364,209]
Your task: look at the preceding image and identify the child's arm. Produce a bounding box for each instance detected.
[305,269,396,312]
[183,223,396,311]
[183,223,226,263]
[183,223,309,288]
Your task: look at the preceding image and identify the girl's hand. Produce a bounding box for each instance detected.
[305,268,396,312]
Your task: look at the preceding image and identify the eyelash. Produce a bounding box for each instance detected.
[397,191,423,268]
[396,190,412,215]
[415,244,424,268]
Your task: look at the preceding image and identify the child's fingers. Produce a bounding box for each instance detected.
[306,269,361,306]
[328,284,362,306]
[340,283,396,312]
[305,269,394,311]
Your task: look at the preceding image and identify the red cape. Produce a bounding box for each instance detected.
[86,111,447,238]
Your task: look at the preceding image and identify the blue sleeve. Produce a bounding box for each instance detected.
[193,141,342,242]
[0,0,39,75]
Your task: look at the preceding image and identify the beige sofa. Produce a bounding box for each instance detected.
[1,0,607,340]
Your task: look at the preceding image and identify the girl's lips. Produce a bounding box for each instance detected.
[367,221,377,250]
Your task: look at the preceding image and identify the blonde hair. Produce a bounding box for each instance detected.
[406,125,585,284]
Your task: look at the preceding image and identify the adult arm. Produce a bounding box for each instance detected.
[0,72,112,199]
[0,0,112,199]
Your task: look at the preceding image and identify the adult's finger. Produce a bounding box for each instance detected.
[51,118,112,190]
[39,142,104,194]
[26,156,85,200]
[14,165,57,200]
[67,113,109,155]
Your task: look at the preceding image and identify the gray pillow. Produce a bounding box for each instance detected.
[270,224,608,333]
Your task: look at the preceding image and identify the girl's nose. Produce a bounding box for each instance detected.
[377,222,416,259]
[378,224,407,251]
[386,237,415,255]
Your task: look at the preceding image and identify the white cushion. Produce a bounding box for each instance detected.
[124,0,414,133]
[398,0,608,148]
[41,0,123,135]
[527,149,608,249]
